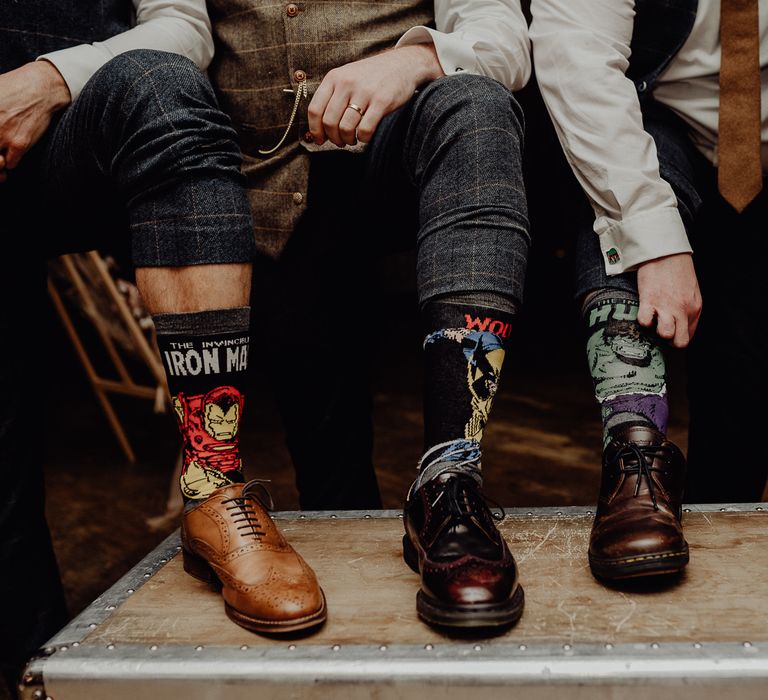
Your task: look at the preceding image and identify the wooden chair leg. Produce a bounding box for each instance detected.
[48,277,136,463]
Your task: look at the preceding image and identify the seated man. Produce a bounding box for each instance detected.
[0,0,325,684]
[207,0,532,629]
[530,0,767,579]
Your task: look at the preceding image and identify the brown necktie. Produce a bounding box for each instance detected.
[719,0,763,212]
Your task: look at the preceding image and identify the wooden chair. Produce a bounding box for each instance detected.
[47,251,167,462]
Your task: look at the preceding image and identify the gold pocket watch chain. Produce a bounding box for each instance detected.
[258,77,308,156]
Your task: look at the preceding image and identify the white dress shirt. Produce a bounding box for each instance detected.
[654,0,768,171]
[397,0,531,91]
[530,0,767,276]
[39,0,214,101]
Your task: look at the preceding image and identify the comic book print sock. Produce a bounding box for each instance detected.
[583,291,669,447]
[419,293,516,485]
[154,307,250,502]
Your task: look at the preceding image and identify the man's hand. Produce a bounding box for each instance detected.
[637,253,702,348]
[307,44,444,148]
[0,60,71,182]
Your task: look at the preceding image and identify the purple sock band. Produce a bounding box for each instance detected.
[603,393,669,435]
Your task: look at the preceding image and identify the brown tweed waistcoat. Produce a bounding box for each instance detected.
[207,0,435,257]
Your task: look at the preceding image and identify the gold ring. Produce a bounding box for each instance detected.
[346,102,365,116]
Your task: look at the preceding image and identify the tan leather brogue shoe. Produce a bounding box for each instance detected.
[181,480,326,633]
[589,425,688,580]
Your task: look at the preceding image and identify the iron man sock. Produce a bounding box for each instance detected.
[154,307,250,501]
[583,292,669,447]
[419,293,516,482]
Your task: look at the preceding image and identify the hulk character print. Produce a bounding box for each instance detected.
[586,298,668,441]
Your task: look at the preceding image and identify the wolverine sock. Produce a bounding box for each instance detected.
[417,292,516,487]
[154,307,250,501]
[583,291,668,446]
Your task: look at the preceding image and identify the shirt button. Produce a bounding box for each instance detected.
[303,130,314,143]
[286,3,299,17]
[293,192,304,205]
[294,69,306,82]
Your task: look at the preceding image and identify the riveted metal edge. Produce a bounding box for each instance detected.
[46,530,182,648]
[30,640,768,687]
[21,531,182,697]
[272,503,768,520]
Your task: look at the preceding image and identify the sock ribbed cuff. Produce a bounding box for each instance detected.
[581,289,638,319]
[424,291,519,317]
[422,299,516,346]
[153,306,250,336]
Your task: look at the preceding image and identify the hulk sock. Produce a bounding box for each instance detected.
[583,292,668,446]
[416,293,516,489]
[154,307,250,501]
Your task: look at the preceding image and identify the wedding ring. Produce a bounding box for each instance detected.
[346,102,365,116]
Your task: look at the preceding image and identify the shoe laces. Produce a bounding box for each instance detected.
[432,474,506,524]
[413,439,505,523]
[414,439,483,491]
[610,443,672,511]
[222,479,274,540]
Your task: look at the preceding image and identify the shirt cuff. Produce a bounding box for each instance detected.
[595,207,693,275]
[396,26,478,77]
[38,45,113,102]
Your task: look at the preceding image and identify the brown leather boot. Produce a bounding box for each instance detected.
[589,425,689,580]
[181,480,326,633]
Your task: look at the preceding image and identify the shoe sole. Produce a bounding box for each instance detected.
[183,547,327,634]
[225,595,327,634]
[402,535,525,630]
[589,544,689,580]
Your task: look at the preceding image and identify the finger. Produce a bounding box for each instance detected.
[357,103,386,143]
[655,310,676,341]
[338,105,363,146]
[322,90,350,147]
[308,80,334,144]
[637,298,656,327]
[672,313,690,348]
[0,153,5,170]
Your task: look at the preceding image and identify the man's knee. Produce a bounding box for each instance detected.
[76,49,240,176]
[95,49,202,85]
[416,73,524,137]
[86,49,218,115]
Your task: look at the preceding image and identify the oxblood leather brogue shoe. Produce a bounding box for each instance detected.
[589,425,689,580]
[181,480,326,634]
[403,473,524,629]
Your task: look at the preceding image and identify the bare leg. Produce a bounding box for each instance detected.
[136,263,251,314]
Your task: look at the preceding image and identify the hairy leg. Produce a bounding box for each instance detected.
[136,263,251,314]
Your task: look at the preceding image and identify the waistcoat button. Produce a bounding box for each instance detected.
[293,192,304,205]
[286,3,299,17]
[294,69,306,82]
[303,130,314,143]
